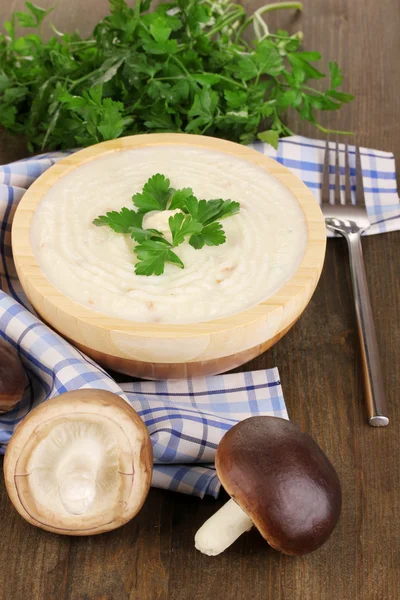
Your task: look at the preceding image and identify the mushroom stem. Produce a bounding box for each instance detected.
[57,438,102,515]
[58,467,97,515]
[195,498,253,556]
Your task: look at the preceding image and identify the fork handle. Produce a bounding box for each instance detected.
[346,233,389,426]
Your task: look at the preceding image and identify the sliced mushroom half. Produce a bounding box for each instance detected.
[4,389,152,535]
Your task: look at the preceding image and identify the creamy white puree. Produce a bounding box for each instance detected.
[31,146,308,323]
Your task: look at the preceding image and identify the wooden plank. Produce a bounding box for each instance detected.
[0,0,399,598]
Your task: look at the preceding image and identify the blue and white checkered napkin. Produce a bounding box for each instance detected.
[0,292,285,498]
[249,135,400,234]
[0,135,398,498]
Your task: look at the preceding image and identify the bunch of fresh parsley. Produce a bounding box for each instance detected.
[0,0,353,152]
[93,173,240,275]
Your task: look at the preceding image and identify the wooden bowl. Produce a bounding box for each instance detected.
[12,134,326,379]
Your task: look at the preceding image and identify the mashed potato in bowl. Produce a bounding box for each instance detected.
[31,145,308,324]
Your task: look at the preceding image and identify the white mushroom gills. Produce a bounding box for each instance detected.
[4,390,153,536]
[29,420,120,517]
[195,498,253,556]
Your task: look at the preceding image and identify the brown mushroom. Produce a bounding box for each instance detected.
[4,389,152,535]
[195,416,341,556]
[0,337,26,413]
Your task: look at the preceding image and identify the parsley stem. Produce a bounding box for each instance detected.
[256,1,303,12]
[316,124,354,136]
[154,73,246,89]
[302,85,325,96]
[67,40,97,47]
[282,83,325,97]
[205,7,246,38]
[68,62,114,93]
[214,74,245,88]
[170,55,191,77]
[132,0,141,34]
[267,32,303,41]
[235,2,303,42]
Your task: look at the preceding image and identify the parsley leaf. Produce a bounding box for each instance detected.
[207,199,241,223]
[169,188,196,210]
[0,1,353,151]
[185,197,223,224]
[189,222,226,249]
[16,2,54,28]
[132,174,172,213]
[93,207,163,242]
[253,40,284,77]
[168,213,203,246]
[93,171,240,275]
[329,61,343,88]
[58,86,132,145]
[173,195,240,225]
[134,240,183,276]
[186,88,218,133]
[93,207,142,233]
[258,130,280,149]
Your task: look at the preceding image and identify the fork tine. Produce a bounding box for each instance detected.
[321,139,330,203]
[355,140,365,206]
[344,140,352,204]
[334,141,341,205]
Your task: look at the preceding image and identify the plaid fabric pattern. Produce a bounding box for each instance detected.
[0,134,398,497]
[0,290,285,498]
[248,136,400,235]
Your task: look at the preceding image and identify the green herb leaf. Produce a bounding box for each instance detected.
[234,56,258,81]
[132,174,172,213]
[26,2,54,25]
[185,197,223,224]
[329,61,343,88]
[224,90,247,110]
[93,170,240,274]
[186,88,218,132]
[327,90,354,103]
[254,41,284,76]
[0,72,12,92]
[0,0,353,153]
[15,11,37,28]
[58,86,132,145]
[279,89,302,109]
[208,199,240,223]
[142,38,178,55]
[168,213,203,246]
[134,240,184,276]
[16,3,54,27]
[295,51,321,62]
[258,129,280,149]
[169,188,195,211]
[92,207,165,243]
[93,207,142,233]
[0,104,17,128]
[149,18,172,45]
[192,73,221,86]
[189,222,226,249]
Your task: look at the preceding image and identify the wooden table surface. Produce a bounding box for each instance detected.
[0,1,399,599]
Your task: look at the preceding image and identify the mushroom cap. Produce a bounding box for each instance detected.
[4,389,153,535]
[0,337,26,413]
[215,416,341,555]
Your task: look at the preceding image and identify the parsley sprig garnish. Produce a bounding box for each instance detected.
[93,174,240,276]
[0,1,353,152]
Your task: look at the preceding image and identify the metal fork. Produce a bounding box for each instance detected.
[321,140,389,427]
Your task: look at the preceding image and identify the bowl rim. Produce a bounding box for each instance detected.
[12,133,326,337]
